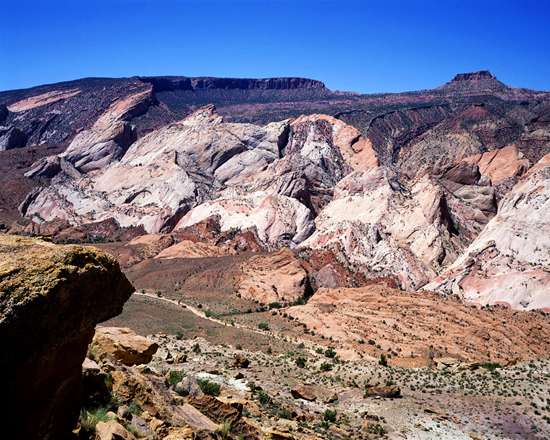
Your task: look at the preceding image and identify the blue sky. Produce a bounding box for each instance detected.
[1,0,549,93]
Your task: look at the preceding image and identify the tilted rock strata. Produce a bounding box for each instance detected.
[300,167,459,289]
[22,105,290,235]
[174,190,315,250]
[425,163,550,310]
[0,235,134,440]
[237,248,311,303]
[288,285,550,362]
[461,145,531,185]
[154,239,237,259]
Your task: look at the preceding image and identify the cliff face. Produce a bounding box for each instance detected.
[0,235,134,440]
[141,76,326,92]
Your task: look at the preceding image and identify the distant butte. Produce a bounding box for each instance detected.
[450,70,496,82]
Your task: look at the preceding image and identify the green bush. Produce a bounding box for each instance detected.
[296,356,306,368]
[324,348,336,358]
[258,391,272,404]
[481,362,502,371]
[258,322,270,331]
[379,354,388,366]
[168,370,185,386]
[80,407,114,432]
[278,407,293,419]
[220,419,232,440]
[320,362,333,372]
[127,401,143,416]
[323,409,337,422]
[197,379,221,397]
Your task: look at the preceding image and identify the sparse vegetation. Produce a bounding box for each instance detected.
[197,379,221,397]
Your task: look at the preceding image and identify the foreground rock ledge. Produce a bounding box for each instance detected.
[0,235,134,440]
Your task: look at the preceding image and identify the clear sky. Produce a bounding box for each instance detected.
[1,0,549,94]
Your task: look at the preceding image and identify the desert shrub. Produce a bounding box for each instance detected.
[323,409,337,422]
[197,379,221,397]
[192,343,201,354]
[80,407,113,432]
[168,370,185,386]
[278,407,292,419]
[220,419,232,440]
[481,362,502,371]
[258,391,272,404]
[258,322,270,331]
[127,401,143,416]
[325,348,336,358]
[87,343,101,361]
[296,356,306,368]
[320,362,333,372]
[379,354,388,366]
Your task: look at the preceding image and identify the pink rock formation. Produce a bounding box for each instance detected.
[462,145,531,184]
[425,158,550,310]
[237,248,311,303]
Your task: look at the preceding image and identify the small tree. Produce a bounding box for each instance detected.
[323,409,337,423]
[325,348,336,358]
[379,354,388,367]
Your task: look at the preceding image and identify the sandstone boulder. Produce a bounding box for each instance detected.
[290,385,316,401]
[267,428,295,440]
[93,327,159,365]
[82,357,110,407]
[163,426,196,439]
[231,354,250,368]
[0,235,134,440]
[95,420,137,440]
[364,384,401,398]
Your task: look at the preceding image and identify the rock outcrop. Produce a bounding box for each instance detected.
[299,167,453,289]
[23,105,290,235]
[425,159,550,310]
[92,327,159,365]
[461,145,531,185]
[59,121,137,174]
[0,126,27,150]
[0,235,134,440]
[237,248,311,303]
